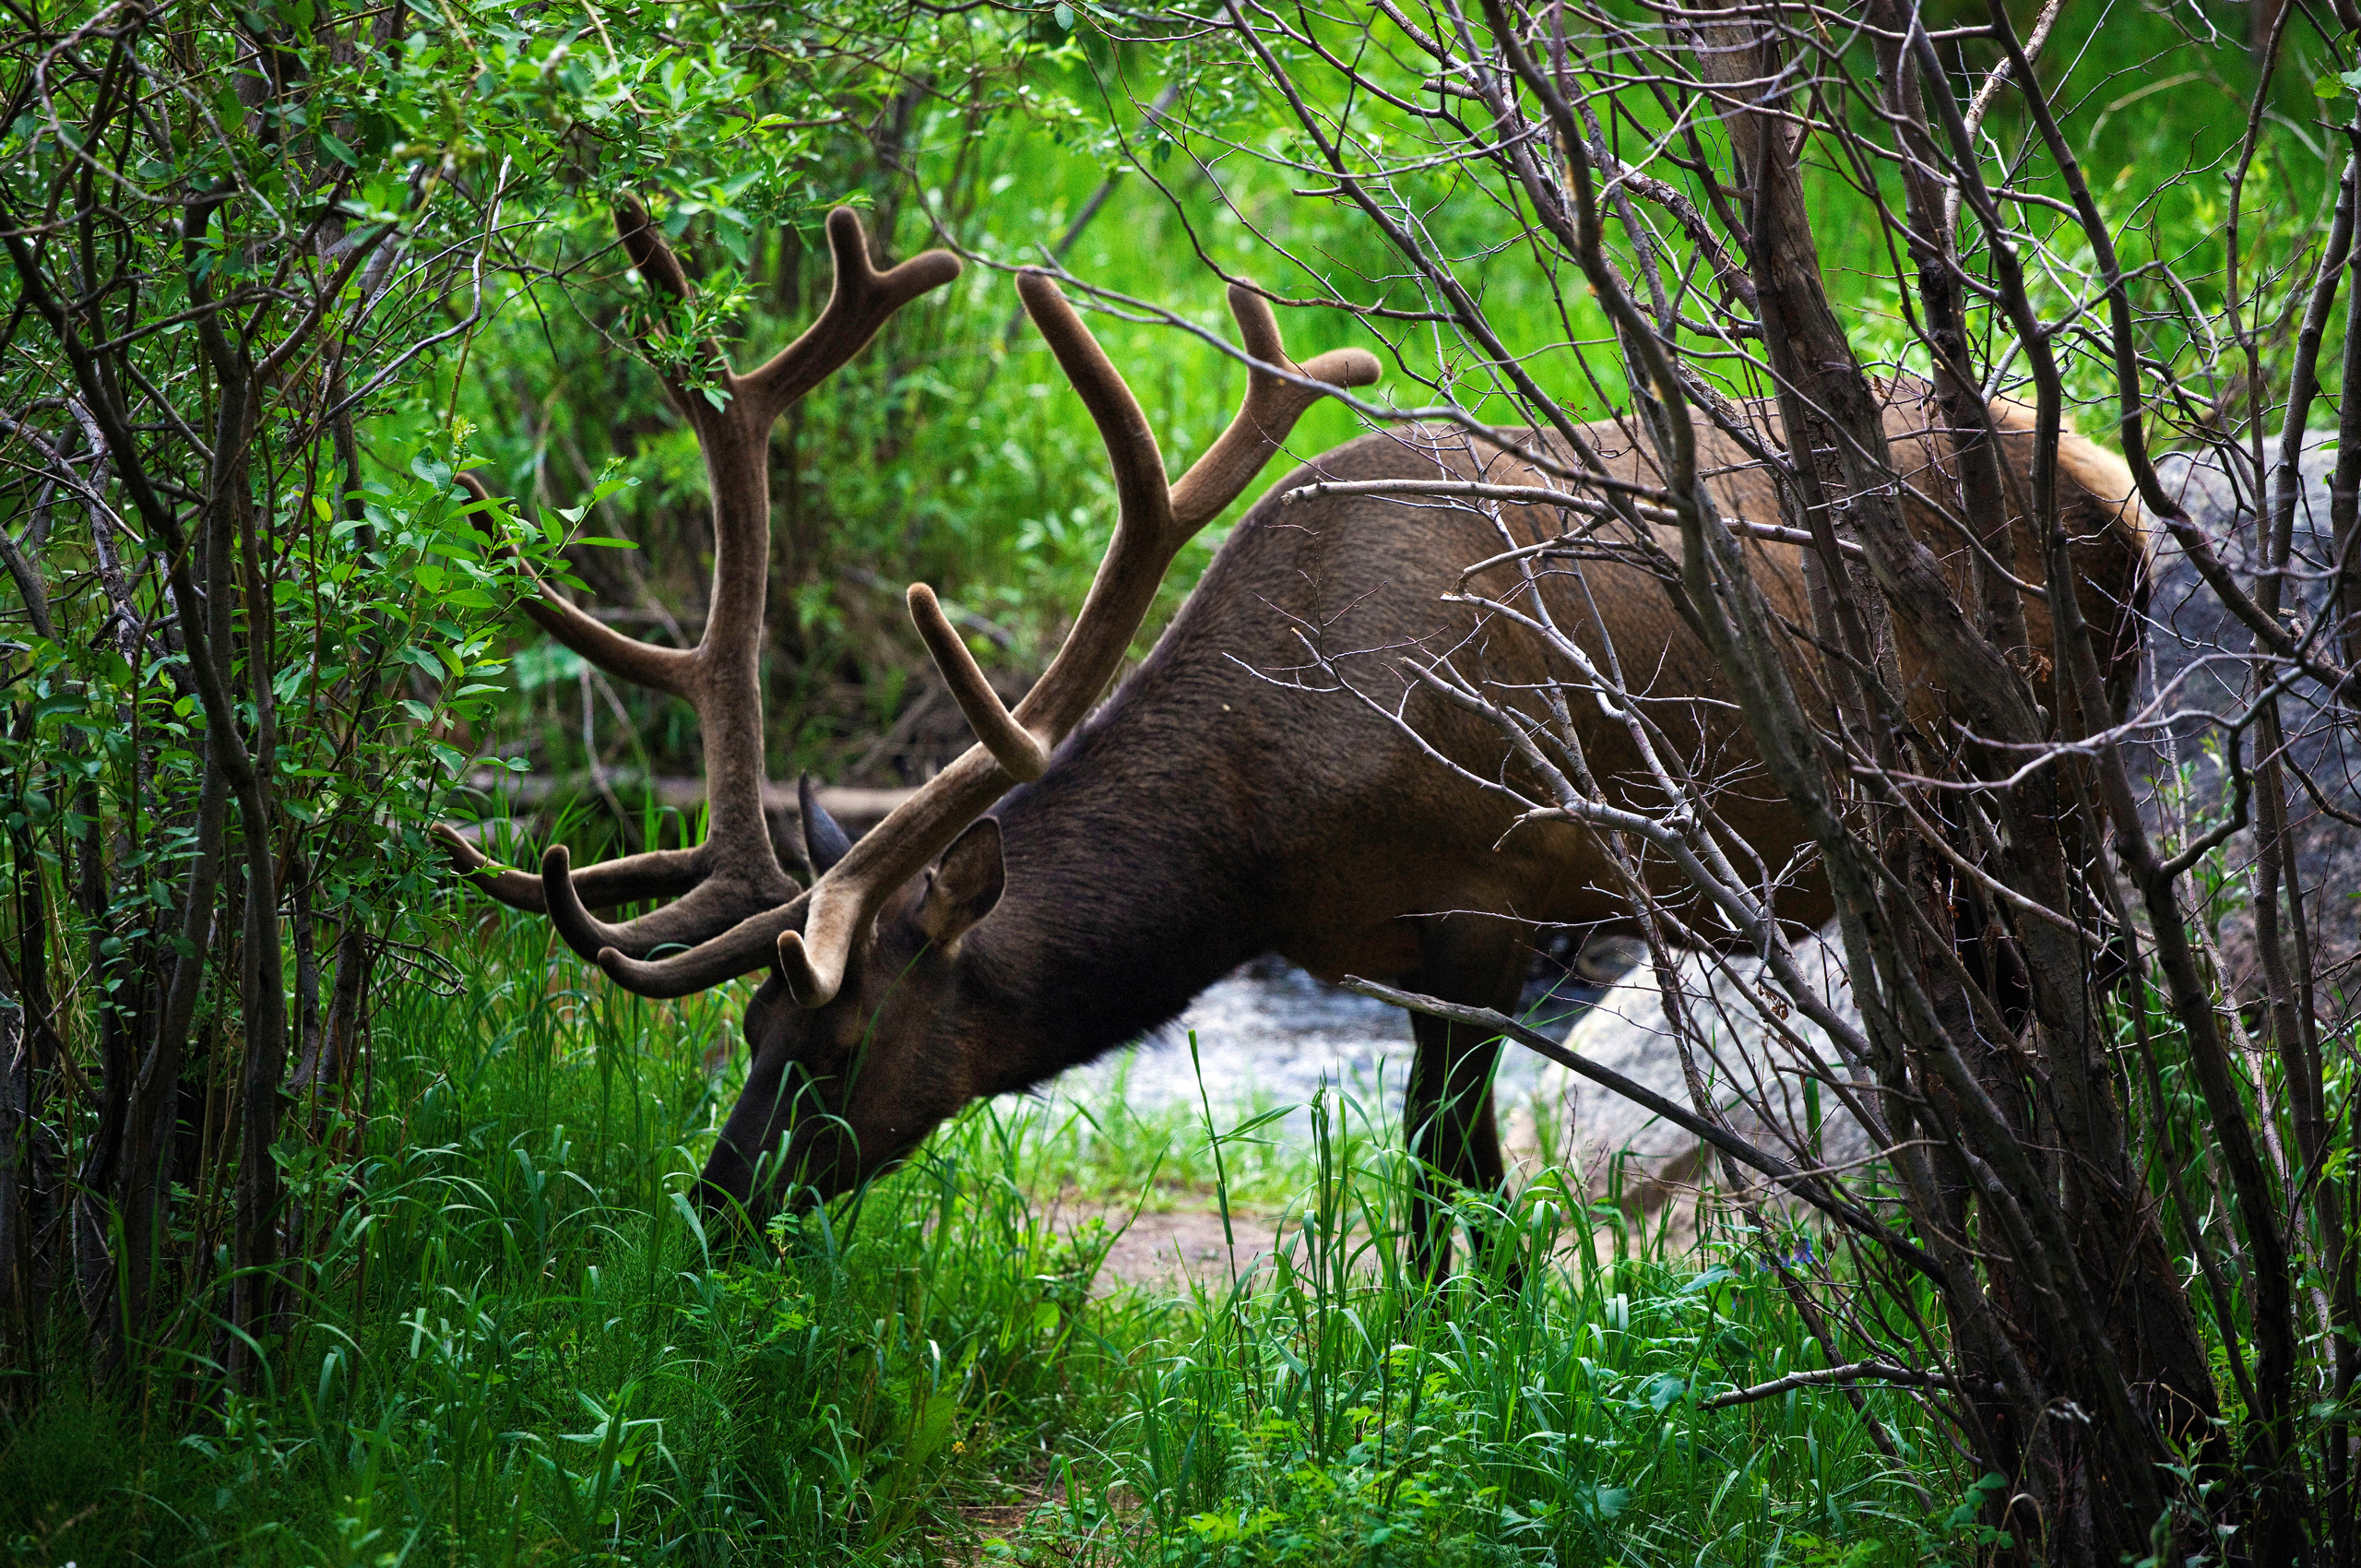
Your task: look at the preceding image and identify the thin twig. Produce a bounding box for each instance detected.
[1700,1358,1987,1409]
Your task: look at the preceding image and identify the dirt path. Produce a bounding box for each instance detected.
[1057,1191,1702,1294]
[1023,1194,1287,1291]
[1089,1206,1284,1290]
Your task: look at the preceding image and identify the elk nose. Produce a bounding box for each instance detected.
[693,1141,757,1221]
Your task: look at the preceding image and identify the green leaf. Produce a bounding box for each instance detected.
[1577,1483,1630,1521]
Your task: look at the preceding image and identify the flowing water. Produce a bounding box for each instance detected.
[1050,955,1612,1131]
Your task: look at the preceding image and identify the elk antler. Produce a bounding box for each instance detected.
[591,277,1381,1001]
[435,202,961,965]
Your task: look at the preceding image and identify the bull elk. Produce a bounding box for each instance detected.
[440,200,2148,1274]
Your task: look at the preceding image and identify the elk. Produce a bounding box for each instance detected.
[440,200,2148,1274]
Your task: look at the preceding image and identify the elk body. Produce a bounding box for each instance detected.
[443,204,2146,1271]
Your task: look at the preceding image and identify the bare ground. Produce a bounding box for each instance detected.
[1090,1206,1284,1291]
[1021,1191,1287,1292]
[946,1456,1145,1566]
[1044,1182,1705,1299]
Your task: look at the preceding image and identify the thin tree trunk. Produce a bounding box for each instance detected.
[0,983,23,1349]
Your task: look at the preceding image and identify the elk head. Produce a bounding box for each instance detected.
[438,197,1378,1225]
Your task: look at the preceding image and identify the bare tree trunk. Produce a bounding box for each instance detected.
[0,983,23,1354]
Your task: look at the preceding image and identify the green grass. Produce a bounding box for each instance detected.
[2,912,1970,1566]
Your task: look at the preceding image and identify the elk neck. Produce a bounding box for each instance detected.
[949,682,1274,1097]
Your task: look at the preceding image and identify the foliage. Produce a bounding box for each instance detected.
[0,0,1109,1395]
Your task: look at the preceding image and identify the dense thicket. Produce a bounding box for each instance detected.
[0,0,1119,1384]
[1102,2,2354,1560]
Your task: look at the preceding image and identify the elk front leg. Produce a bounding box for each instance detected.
[1401,921,1527,1284]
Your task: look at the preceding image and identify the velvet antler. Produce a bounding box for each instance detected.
[590,277,1380,1001]
[436,203,962,964]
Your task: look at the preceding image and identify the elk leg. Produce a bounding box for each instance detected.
[1402,930,1526,1284]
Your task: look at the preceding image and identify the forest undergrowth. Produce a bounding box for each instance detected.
[1,909,1963,1567]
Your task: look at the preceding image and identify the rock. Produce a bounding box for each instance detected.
[2139,443,2359,1010]
[1523,927,1879,1211]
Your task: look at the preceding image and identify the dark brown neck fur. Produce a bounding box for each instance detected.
[955,666,1273,1096]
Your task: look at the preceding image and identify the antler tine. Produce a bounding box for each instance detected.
[1169,284,1382,529]
[996,270,1180,732]
[434,824,709,914]
[614,195,693,302]
[537,844,807,965]
[739,207,963,422]
[434,823,551,909]
[880,279,1381,814]
[433,474,710,917]
[908,584,1049,782]
[595,889,815,998]
[612,196,728,400]
[449,471,694,697]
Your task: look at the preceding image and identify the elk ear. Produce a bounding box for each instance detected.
[800,774,853,876]
[915,818,1004,950]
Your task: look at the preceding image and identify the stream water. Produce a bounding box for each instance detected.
[1050,956,1611,1133]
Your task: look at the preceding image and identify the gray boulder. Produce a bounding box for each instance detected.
[1526,928,1879,1209]
[2139,443,2358,1006]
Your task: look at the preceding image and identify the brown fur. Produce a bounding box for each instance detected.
[701,387,2149,1269]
